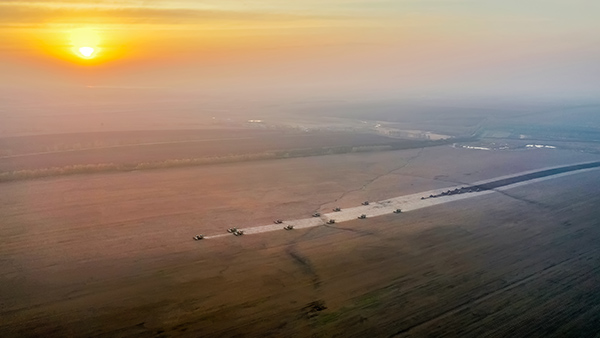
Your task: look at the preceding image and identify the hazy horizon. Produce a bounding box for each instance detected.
[1,0,598,99]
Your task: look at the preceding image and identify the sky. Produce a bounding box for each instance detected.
[0,0,599,98]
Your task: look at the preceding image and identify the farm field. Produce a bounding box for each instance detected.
[0,130,407,172]
[1,146,600,336]
[3,0,600,336]
[2,146,598,238]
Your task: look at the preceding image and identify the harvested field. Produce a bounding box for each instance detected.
[217,161,600,238]
[2,146,598,237]
[0,129,393,157]
[0,129,267,158]
[1,146,600,337]
[0,129,442,173]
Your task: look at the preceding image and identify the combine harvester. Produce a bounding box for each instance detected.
[198,160,600,240]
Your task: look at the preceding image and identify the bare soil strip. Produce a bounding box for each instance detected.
[0,137,256,159]
[207,161,600,239]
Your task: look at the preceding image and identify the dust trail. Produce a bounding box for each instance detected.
[202,162,600,240]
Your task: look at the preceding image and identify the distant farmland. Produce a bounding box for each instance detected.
[0,129,459,181]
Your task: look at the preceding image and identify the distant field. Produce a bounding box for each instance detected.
[0,129,396,157]
[1,146,600,337]
[0,129,269,156]
[0,129,457,180]
[291,100,600,143]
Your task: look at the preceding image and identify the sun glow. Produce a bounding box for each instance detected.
[71,28,100,60]
[35,25,131,65]
[79,47,95,58]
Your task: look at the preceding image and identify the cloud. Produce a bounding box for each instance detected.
[0,2,344,27]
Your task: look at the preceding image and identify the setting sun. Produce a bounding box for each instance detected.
[71,28,100,60]
[78,47,95,58]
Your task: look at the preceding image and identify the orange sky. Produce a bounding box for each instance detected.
[1,1,599,96]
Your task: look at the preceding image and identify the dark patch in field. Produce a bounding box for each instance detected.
[302,300,328,318]
[286,248,322,289]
